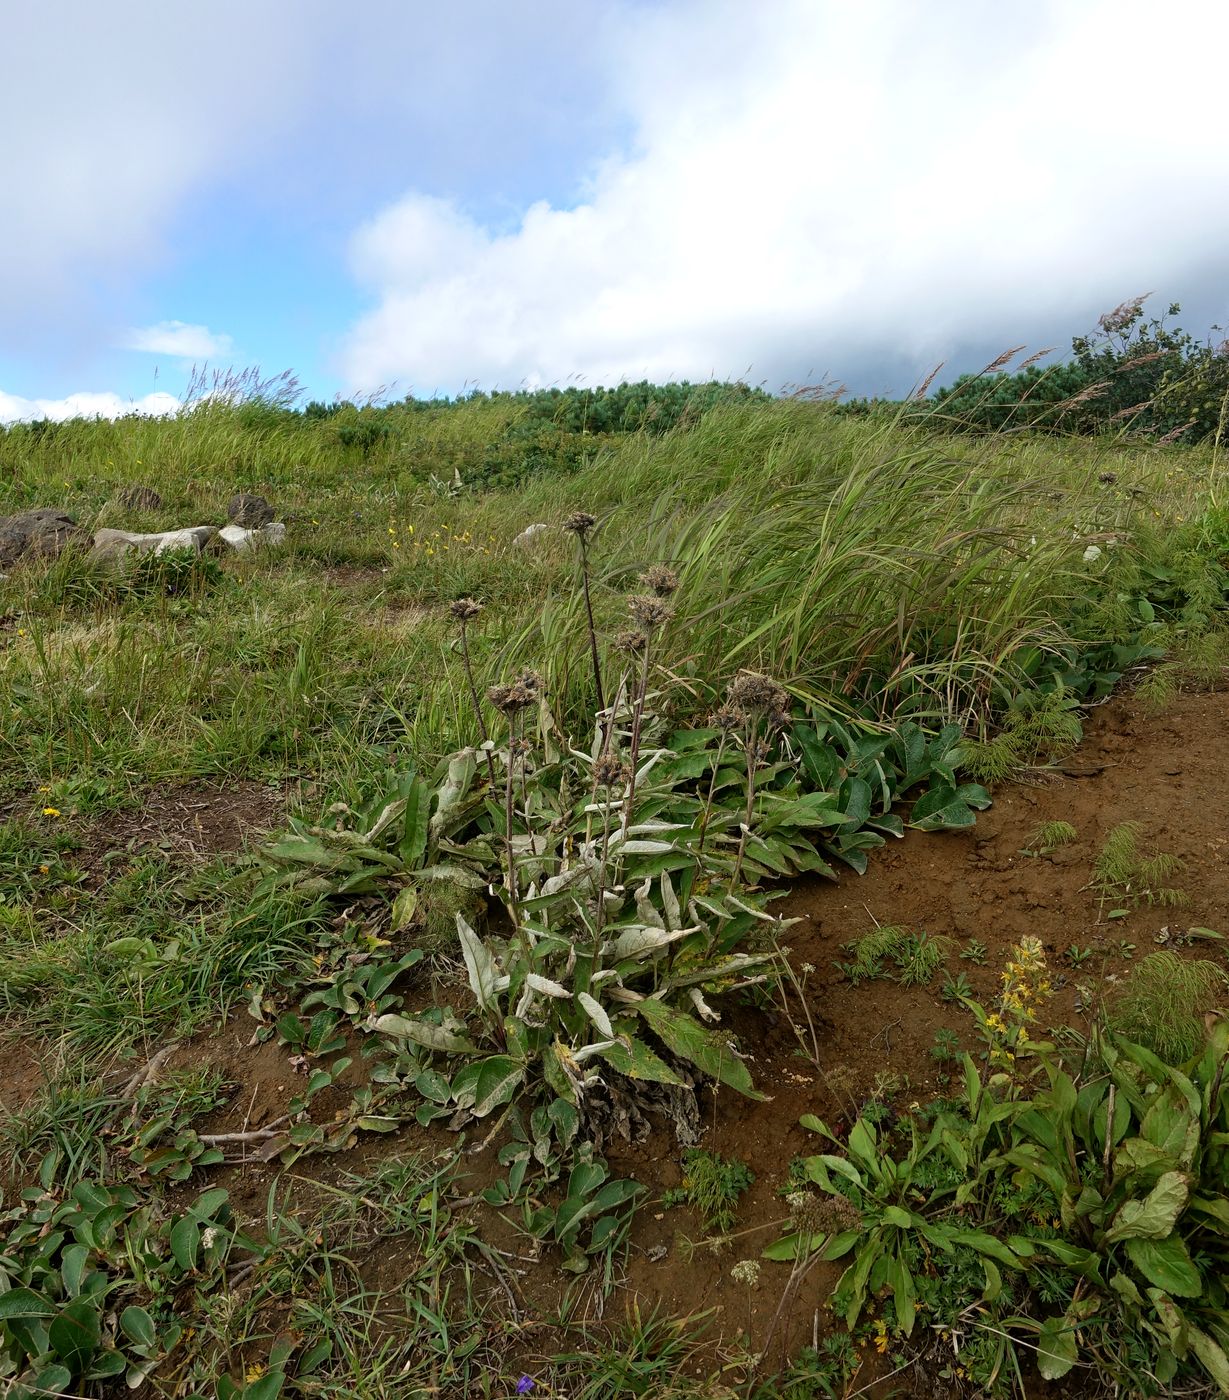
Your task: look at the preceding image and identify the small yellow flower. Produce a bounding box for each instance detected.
[244,1363,267,1383]
[42,807,61,818]
[872,1320,890,1355]
[17,628,26,637]
[38,784,52,794]
[39,864,50,874]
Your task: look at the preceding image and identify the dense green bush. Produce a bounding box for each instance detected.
[928,297,1229,443]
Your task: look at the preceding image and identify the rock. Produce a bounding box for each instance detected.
[117,484,163,511]
[92,526,218,561]
[218,522,287,552]
[0,508,88,567]
[512,522,550,548]
[227,494,275,528]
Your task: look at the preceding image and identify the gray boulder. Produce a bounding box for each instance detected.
[0,509,87,568]
[227,494,275,528]
[117,484,163,511]
[92,526,218,562]
[218,522,287,552]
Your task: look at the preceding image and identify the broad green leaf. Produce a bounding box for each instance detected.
[390,886,418,931]
[120,1305,158,1349]
[633,998,765,1099]
[48,1298,101,1372]
[243,1372,286,1400]
[170,1217,200,1272]
[1189,1328,1229,1392]
[888,1254,917,1335]
[456,914,499,1011]
[596,1035,684,1085]
[1105,1171,1190,1243]
[451,1056,524,1118]
[60,1242,89,1297]
[373,1014,476,1053]
[0,1287,56,1321]
[399,778,431,867]
[1036,1315,1078,1380]
[1126,1234,1202,1297]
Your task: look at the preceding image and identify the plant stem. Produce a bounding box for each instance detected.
[460,622,496,786]
[731,717,759,888]
[502,715,526,956]
[579,536,605,718]
[621,641,652,839]
[697,731,728,855]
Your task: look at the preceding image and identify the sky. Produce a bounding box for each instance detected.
[3,0,1228,423]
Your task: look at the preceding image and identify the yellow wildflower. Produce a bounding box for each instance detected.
[42,807,61,818]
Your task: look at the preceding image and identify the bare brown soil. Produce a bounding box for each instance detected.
[6,686,1227,1393]
[75,780,288,881]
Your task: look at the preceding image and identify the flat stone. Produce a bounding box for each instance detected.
[92,526,218,561]
[218,522,287,552]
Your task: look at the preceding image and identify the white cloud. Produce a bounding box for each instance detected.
[339,0,1229,394]
[0,389,180,426]
[0,2,319,345]
[123,321,234,360]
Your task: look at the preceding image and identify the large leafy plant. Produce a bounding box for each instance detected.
[766,1020,1229,1396]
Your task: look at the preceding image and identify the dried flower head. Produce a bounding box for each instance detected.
[730,1259,761,1288]
[592,751,628,788]
[487,674,540,715]
[563,511,597,537]
[628,594,673,632]
[709,703,742,733]
[639,564,680,597]
[449,597,483,623]
[615,628,647,654]
[787,1190,861,1235]
[728,671,789,716]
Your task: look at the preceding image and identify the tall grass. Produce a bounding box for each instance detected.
[0,395,1214,807]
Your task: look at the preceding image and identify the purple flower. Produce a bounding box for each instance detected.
[516,1380,535,1395]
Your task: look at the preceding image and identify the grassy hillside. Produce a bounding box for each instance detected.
[2,392,1229,1399]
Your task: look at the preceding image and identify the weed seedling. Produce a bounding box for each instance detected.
[941,970,973,1002]
[930,1027,961,1064]
[1108,950,1227,1063]
[961,939,989,966]
[663,1148,755,1235]
[1065,944,1094,968]
[1094,822,1188,909]
[1023,819,1078,855]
